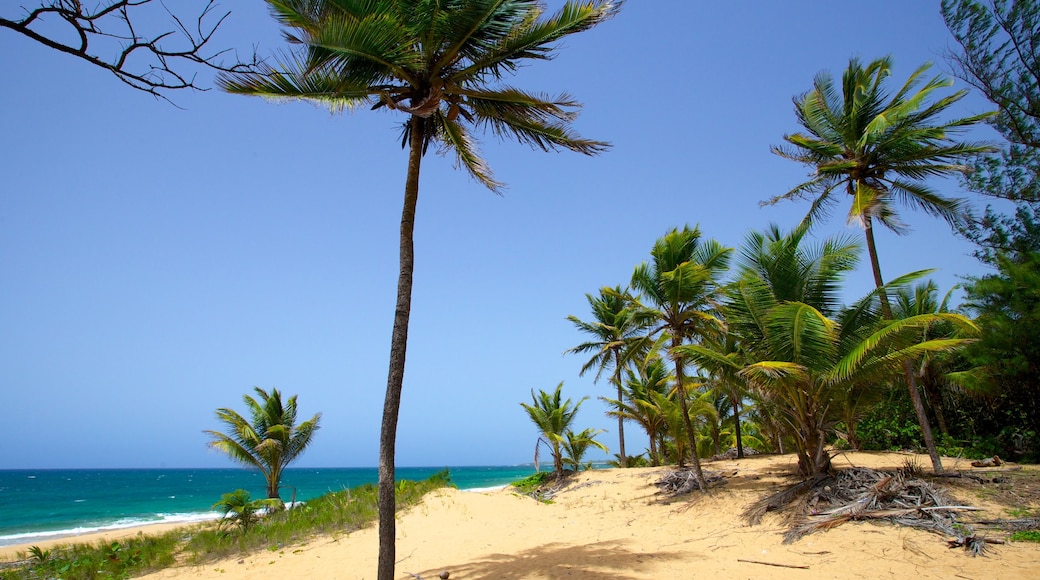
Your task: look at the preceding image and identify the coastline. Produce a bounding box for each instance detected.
[0,522,205,560]
[5,453,1039,578]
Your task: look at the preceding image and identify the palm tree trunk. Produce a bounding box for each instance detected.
[864,217,944,474]
[673,341,707,490]
[732,399,744,459]
[378,115,424,580]
[613,352,627,467]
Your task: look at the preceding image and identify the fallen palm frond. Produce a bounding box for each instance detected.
[743,467,996,555]
[655,469,728,495]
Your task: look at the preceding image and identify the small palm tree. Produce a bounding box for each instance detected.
[767,56,995,473]
[205,387,322,499]
[520,382,586,475]
[212,489,284,534]
[562,428,609,471]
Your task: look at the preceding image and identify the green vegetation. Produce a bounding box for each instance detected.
[1009,530,1040,542]
[0,473,451,580]
[205,387,322,499]
[520,383,597,475]
[510,471,553,495]
[217,3,619,577]
[212,489,285,534]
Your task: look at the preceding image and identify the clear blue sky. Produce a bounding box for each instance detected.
[1,1,999,469]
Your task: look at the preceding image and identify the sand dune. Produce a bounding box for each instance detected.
[7,452,1039,579]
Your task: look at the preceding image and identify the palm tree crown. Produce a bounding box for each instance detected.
[768,56,992,240]
[219,0,619,191]
[206,387,322,499]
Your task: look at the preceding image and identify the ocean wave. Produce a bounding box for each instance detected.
[0,512,222,548]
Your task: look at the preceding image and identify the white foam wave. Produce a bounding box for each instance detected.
[0,512,222,548]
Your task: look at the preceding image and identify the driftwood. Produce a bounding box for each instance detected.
[742,467,997,555]
[737,558,809,569]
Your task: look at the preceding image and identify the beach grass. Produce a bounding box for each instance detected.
[0,471,452,580]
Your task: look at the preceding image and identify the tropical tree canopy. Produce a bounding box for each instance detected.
[218,0,619,191]
[206,387,322,499]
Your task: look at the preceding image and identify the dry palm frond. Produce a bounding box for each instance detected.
[655,469,727,495]
[745,466,993,554]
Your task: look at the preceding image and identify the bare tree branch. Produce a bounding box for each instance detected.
[1,0,261,104]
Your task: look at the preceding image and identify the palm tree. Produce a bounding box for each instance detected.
[767,56,994,473]
[688,226,978,475]
[562,428,609,471]
[604,355,672,465]
[692,328,751,458]
[206,387,322,499]
[567,286,650,467]
[520,382,587,475]
[630,226,732,489]
[218,3,619,575]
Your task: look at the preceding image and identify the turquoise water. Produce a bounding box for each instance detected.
[0,466,536,547]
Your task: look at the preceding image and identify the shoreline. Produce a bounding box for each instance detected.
[0,521,207,560]
[5,453,1039,579]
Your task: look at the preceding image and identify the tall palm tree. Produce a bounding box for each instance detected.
[604,355,673,465]
[630,226,732,489]
[206,387,322,499]
[767,56,994,473]
[218,3,619,575]
[521,382,587,475]
[567,285,650,467]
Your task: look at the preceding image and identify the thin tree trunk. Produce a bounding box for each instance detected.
[732,398,744,459]
[864,216,944,474]
[613,352,627,467]
[673,338,707,490]
[377,115,424,580]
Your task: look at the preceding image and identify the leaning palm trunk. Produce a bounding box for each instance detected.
[864,216,944,474]
[378,115,425,577]
[673,342,707,489]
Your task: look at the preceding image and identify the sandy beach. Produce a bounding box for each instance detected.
[4,452,1038,579]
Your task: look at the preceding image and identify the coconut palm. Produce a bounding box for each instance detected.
[629,226,732,489]
[685,226,978,475]
[567,286,651,467]
[521,382,587,475]
[604,355,673,465]
[218,3,619,575]
[562,428,609,471]
[692,328,751,458]
[206,387,322,499]
[767,56,994,473]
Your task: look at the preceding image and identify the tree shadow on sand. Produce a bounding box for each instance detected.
[414,540,685,580]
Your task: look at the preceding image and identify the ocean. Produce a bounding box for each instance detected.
[0,465,537,548]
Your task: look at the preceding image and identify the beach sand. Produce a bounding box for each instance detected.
[4,452,1038,579]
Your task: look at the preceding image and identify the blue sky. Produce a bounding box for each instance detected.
[1,1,1000,469]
